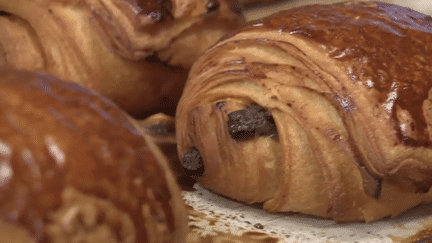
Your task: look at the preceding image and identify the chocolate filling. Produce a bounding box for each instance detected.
[137,0,174,22]
[144,122,175,138]
[206,0,220,13]
[182,147,205,181]
[227,106,277,141]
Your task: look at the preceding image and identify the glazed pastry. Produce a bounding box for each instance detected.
[135,113,195,187]
[176,1,432,222]
[0,69,187,242]
[0,0,244,116]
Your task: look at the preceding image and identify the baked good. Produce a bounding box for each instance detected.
[176,1,432,222]
[135,113,200,188]
[0,69,187,242]
[134,114,188,185]
[0,0,244,116]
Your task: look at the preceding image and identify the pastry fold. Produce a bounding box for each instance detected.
[0,0,243,116]
[176,1,432,222]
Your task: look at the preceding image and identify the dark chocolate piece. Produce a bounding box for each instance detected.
[182,147,205,180]
[144,121,175,137]
[227,106,277,141]
[206,0,220,13]
[136,0,173,22]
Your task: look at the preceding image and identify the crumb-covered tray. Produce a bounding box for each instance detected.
[183,184,432,243]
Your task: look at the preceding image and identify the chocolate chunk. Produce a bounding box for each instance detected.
[138,0,173,22]
[144,121,175,137]
[227,106,277,141]
[178,177,198,189]
[206,0,220,13]
[182,147,205,180]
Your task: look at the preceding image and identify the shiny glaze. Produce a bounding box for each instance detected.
[243,1,432,146]
[0,70,174,242]
[175,0,432,223]
[135,0,173,21]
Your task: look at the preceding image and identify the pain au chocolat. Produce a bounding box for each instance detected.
[0,0,244,116]
[0,69,187,242]
[176,1,432,222]
[135,113,192,186]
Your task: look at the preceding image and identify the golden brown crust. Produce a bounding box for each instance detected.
[246,1,432,147]
[0,0,244,116]
[0,69,187,242]
[176,1,432,222]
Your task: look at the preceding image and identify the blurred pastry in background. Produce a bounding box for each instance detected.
[0,69,187,243]
[0,0,244,117]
